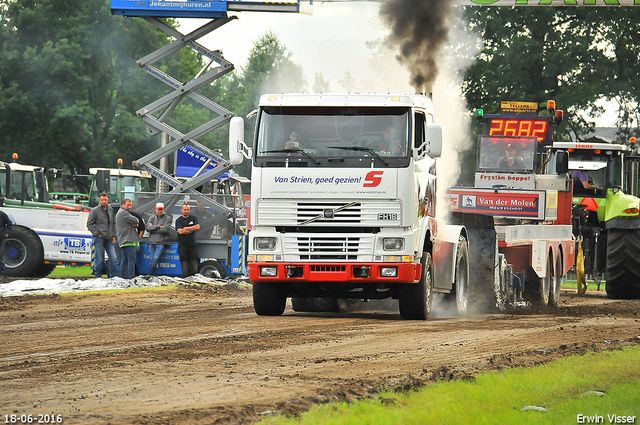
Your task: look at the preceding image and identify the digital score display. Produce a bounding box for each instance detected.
[487,117,553,145]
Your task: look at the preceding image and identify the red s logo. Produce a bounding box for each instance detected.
[363,171,383,187]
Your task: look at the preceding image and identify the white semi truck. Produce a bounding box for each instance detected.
[229,93,468,319]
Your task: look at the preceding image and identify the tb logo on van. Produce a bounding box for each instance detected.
[363,171,383,187]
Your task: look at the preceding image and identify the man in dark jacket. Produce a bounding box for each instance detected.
[116,198,140,279]
[0,208,13,281]
[86,192,118,278]
[145,202,172,275]
[175,203,200,277]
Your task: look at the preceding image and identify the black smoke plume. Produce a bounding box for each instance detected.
[379,0,454,93]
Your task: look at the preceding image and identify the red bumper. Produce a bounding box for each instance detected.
[248,262,421,283]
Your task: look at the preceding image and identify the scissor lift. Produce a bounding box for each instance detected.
[110,0,311,275]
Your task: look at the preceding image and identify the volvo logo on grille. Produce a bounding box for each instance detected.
[324,208,334,218]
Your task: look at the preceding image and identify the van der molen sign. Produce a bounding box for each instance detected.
[460,0,639,5]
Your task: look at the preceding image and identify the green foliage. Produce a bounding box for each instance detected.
[461,7,640,142]
[0,0,184,173]
[259,346,640,425]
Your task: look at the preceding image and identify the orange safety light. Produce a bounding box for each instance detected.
[631,137,637,145]
[568,148,574,152]
[547,100,556,110]
[579,197,599,212]
[594,149,601,154]
[12,152,18,161]
[117,158,123,166]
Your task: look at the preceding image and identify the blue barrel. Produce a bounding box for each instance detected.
[136,243,182,277]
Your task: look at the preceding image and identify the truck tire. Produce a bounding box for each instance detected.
[198,260,227,279]
[399,252,433,320]
[605,228,640,299]
[549,251,562,306]
[291,297,339,312]
[4,226,44,277]
[253,281,286,316]
[454,236,470,316]
[32,263,57,278]
[524,254,551,307]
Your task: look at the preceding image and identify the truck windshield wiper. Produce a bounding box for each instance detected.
[328,146,389,166]
[262,148,320,165]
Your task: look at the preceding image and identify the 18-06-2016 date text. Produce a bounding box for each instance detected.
[4,414,63,423]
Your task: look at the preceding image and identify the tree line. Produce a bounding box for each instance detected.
[1,1,639,183]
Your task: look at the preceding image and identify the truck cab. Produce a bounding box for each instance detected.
[230,93,463,320]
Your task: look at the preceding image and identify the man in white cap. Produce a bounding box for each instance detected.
[145,202,173,275]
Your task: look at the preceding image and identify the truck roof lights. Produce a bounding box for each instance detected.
[631,137,637,145]
[547,100,556,111]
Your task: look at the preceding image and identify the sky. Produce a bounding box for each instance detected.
[177,2,414,94]
[176,2,618,127]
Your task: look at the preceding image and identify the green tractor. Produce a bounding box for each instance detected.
[548,139,640,299]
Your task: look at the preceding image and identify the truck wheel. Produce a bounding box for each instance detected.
[454,236,469,316]
[4,226,44,277]
[399,252,433,320]
[549,251,562,306]
[32,263,57,278]
[198,260,227,279]
[524,254,551,307]
[253,281,286,316]
[605,228,640,299]
[291,297,339,312]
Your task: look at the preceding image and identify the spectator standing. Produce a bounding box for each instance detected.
[86,192,118,278]
[0,209,13,282]
[145,203,172,275]
[116,198,140,279]
[175,204,200,277]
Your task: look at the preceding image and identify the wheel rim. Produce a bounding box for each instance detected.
[5,238,27,268]
[200,265,222,279]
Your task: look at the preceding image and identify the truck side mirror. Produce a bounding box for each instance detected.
[229,117,245,165]
[96,170,111,192]
[426,124,443,158]
[556,150,568,174]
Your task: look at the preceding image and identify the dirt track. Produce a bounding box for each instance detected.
[1,283,639,424]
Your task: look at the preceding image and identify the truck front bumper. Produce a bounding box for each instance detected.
[248,262,421,283]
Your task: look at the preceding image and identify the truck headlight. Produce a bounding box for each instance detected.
[383,238,404,251]
[255,237,277,251]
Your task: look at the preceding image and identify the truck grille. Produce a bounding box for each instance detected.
[257,200,401,226]
[283,234,374,261]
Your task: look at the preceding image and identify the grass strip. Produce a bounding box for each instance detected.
[261,345,640,425]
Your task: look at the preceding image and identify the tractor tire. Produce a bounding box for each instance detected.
[291,297,339,312]
[198,260,227,279]
[4,226,44,277]
[253,281,286,316]
[399,252,433,320]
[605,228,640,299]
[549,251,563,306]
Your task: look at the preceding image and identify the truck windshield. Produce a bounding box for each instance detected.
[255,106,411,168]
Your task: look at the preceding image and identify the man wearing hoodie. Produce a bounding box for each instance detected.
[116,198,140,279]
